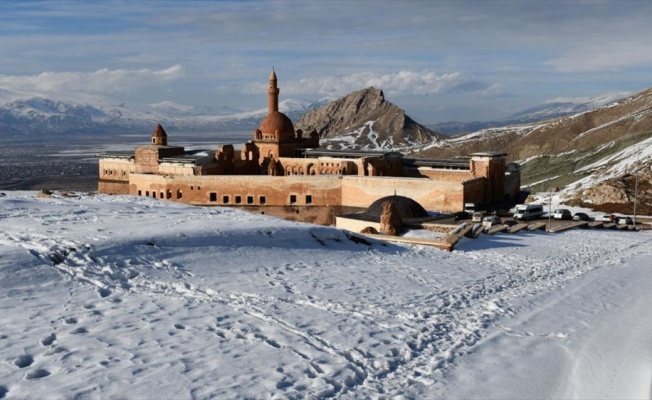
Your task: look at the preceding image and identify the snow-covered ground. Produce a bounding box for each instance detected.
[1,192,650,399]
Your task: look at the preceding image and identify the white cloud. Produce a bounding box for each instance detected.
[0,65,184,95]
[244,70,502,98]
[546,42,652,72]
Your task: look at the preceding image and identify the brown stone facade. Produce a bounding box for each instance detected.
[126,173,472,212]
[98,71,521,218]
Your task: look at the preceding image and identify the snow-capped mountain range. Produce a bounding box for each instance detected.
[430,92,629,135]
[0,84,628,138]
[0,89,330,135]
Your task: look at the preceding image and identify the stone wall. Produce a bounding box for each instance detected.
[406,168,473,181]
[128,174,343,207]
[127,173,472,213]
[462,177,486,209]
[340,176,466,212]
[98,180,130,195]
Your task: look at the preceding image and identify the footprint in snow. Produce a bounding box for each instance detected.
[25,369,50,380]
[40,333,56,346]
[13,355,34,368]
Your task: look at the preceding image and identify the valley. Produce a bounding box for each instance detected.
[0,131,252,191]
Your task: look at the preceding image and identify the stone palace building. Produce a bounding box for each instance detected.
[98,70,520,225]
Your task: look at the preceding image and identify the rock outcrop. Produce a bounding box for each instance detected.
[295,87,442,150]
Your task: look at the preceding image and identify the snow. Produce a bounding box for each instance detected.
[1,191,651,399]
[562,136,652,196]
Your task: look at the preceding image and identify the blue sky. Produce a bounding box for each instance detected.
[1,0,652,123]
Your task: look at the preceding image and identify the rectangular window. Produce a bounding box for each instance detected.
[146,191,150,197]
[167,191,171,199]
[247,195,254,204]
[306,195,312,204]
[235,195,242,204]
[138,190,142,196]
[290,195,297,204]
[160,192,164,199]
[210,192,217,202]
[177,190,183,199]
[222,195,229,204]
[259,196,266,205]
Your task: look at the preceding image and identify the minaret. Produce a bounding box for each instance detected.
[267,69,279,113]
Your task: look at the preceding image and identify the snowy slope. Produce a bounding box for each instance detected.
[1,191,651,399]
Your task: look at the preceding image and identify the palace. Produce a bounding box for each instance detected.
[98,70,520,225]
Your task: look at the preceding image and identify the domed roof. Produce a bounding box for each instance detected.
[152,123,167,137]
[363,195,429,220]
[259,111,295,140]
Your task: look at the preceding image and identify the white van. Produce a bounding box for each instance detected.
[513,204,544,221]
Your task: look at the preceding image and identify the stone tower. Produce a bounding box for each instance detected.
[470,152,507,205]
[151,123,168,146]
[254,70,297,165]
[268,69,279,113]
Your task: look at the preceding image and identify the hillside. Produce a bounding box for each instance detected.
[429,92,628,135]
[1,191,651,398]
[414,86,652,212]
[294,87,443,150]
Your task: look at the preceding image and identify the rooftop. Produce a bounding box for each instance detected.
[299,149,403,160]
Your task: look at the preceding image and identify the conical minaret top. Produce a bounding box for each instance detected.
[267,69,279,113]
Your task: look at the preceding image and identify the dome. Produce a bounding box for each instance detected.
[363,195,429,220]
[259,111,295,140]
[152,123,167,138]
[151,123,168,145]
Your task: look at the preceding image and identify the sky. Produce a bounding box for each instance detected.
[1,0,652,123]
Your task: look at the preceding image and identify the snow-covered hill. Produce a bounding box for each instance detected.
[1,191,650,398]
[414,86,652,213]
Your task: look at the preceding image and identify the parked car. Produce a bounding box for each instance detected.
[482,215,501,230]
[471,211,486,223]
[572,212,590,221]
[552,209,572,220]
[598,214,616,222]
[618,216,634,225]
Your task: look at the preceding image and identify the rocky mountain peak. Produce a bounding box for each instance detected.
[295,87,442,150]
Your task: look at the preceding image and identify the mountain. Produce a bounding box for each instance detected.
[430,93,629,135]
[294,87,444,150]
[414,86,652,214]
[0,96,323,135]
